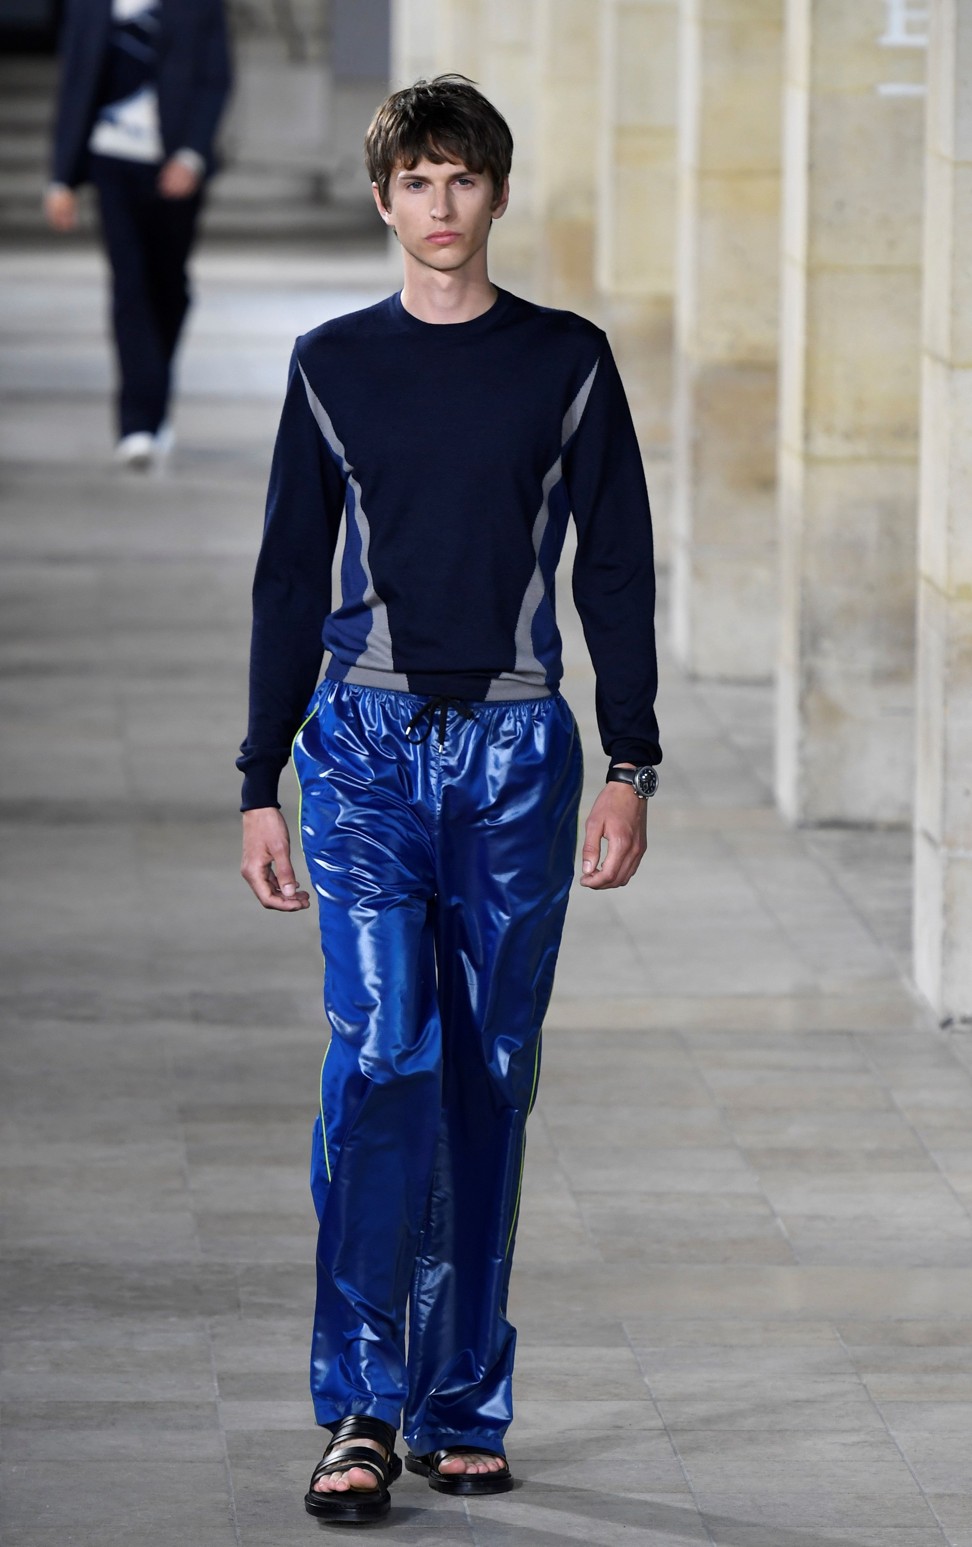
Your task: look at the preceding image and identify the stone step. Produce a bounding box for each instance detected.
[0,131,49,169]
[0,56,57,88]
[0,96,55,132]
[0,167,50,198]
[0,197,377,241]
[0,164,333,199]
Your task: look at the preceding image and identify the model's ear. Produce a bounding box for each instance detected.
[371,182,394,226]
[491,176,510,222]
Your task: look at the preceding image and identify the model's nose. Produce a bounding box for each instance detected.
[430,187,454,220]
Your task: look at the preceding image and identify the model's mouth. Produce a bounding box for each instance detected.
[426,231,461,243]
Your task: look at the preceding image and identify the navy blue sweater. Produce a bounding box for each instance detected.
[238,288,661,810]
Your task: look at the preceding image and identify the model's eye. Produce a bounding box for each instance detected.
[456,177,474,186]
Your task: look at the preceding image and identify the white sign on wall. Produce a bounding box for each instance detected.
[879,0,929,47]
[878,0,929,97]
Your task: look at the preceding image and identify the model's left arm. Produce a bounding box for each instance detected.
[564,338,661,889]
[180,0,233,168]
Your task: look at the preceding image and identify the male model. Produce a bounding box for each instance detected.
[45,0,231,467]
[239,75,661,1525]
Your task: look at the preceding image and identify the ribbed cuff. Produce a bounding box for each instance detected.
[606,739,661,772]
[239,766,284,812]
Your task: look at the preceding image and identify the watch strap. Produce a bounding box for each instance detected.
[606,764,658,799]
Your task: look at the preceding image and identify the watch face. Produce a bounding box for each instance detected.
[635,765,658,799]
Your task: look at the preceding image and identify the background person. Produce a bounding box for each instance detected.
[44,0,231,467]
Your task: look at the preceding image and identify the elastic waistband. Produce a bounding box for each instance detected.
[326,668,553,708]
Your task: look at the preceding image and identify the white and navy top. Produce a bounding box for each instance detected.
[238,288,661,810]
[88,0,164,164]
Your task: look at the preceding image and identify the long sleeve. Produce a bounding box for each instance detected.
[180,0,232,165]
[237,346,346,810]
[565,340,662,769]
[50,1,104,188]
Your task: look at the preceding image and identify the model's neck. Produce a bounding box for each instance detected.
[399,262,497,326]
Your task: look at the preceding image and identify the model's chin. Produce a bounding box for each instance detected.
[412,246,470,271]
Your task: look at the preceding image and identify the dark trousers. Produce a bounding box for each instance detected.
[90,154,203,437]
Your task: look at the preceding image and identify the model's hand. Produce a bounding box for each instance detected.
[579,782,647,889]
[241,807,311,912]
[45,185,78,231]
[158,158,201,199]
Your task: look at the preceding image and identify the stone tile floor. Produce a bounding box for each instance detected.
[2,242,971,1545]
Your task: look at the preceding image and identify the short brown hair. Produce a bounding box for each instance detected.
[365,74,513,207]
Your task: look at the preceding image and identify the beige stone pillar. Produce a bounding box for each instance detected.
[534,0,602,307]
[913,0,972,1019]
[597,0,678,562]
[389,0,441,85]
[433,0,483,75]
[475,1,540,290]
[390,0,481,82]
[670,0,783,679]
[775,2,926,822]
[597,0,677,300]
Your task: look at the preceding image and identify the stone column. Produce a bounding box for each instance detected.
[433,0,483,75]
[478,0,540,290]
[534,0,602,307]
[775,1,926,823]
[913,0,972,1019]
[389,0,481,85]
[389,0,441,84]
[597,0,677,300]
[670,0,783,679]
[597,0,678,562]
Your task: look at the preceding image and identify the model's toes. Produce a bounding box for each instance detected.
[438,1451,505,1474]
[314,1465,378,1493]
[437,1453,471,1473]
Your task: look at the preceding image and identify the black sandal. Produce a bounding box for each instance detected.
[405,1446,514,1495]
[304,1415,402,1522]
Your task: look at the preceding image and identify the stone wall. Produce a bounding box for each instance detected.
[670,0,782,679]
[775,1,925,825]
[385,0,966,1019]
[913,0,972,1021]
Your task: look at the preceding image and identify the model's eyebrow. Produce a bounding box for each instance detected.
[395,168,477,181]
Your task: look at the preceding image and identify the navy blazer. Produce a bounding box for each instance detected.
[51,0,232,187]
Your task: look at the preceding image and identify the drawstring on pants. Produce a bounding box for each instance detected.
[404,696,476,751]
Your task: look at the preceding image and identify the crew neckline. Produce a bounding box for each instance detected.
[393,287,511,335]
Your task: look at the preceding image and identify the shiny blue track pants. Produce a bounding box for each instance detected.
[292,681,583,1454]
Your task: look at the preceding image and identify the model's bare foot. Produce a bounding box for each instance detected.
[435,1450,507,1475]
[313,1436,388,1493]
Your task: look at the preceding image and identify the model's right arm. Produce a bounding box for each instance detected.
[239,344,345,911]
[45,0,86,228]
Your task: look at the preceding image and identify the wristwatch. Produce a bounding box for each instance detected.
[606,763,658,800]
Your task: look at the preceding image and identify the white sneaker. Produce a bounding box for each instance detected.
[154,423,175,458]
[115,432,156,469]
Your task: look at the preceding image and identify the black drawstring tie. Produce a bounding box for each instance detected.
[404,695,476,750]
